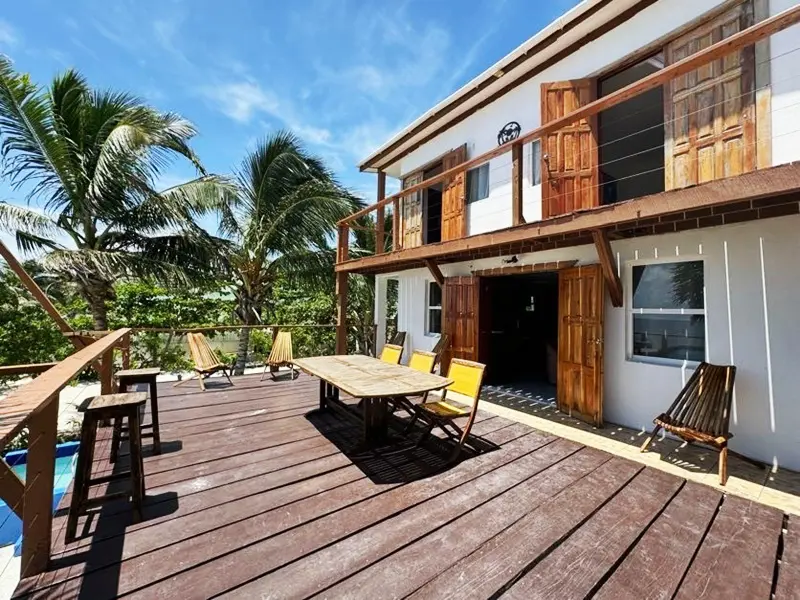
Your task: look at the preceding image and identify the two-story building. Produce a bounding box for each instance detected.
[335,0,800,470]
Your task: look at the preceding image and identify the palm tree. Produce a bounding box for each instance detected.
[220,131,360,374]
[0,56,232,330]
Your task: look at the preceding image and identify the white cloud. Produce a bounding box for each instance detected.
[0,20,18,48]
[203,80,280,123]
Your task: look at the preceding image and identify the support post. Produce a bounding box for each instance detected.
[21,396,58,577]
[100,347,113,395]
[511,142,525,226]
[0,459,25,519]
[121,332,131,370]
[392,198,400,251]
[592,229,623,308]
[337,224,349,263]
[376,171,386,254]
[335,272,348,355]
[424,259,445,287]
[374,276,388,357]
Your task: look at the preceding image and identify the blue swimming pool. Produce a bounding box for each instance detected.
[0,442,80,555]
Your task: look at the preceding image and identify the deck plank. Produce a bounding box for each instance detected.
[409,456,643,599]
[775,516,800,600]
[593,481,722,600]
[675,495,783,600]
[501,468,683,599]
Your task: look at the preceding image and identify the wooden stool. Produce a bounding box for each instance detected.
[66,392,148,541]
[114,368,162,457]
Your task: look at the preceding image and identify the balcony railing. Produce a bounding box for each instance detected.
[335,4,800,265]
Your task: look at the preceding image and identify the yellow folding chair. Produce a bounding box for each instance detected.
[390,350,437,416]
[405,358,486,461]
[379,343,404,365]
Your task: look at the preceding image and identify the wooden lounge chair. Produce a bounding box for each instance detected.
[405,358,486,461]
[261,330,296,381]
[640,362,736,485]
[379,343,404,365]
[431,333,450,370]
[389,331,407,347]
[175,332,234,391]
[390,350,437,416]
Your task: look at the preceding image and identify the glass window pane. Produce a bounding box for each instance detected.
[428,309,442,334]
[632,261,704,310]
[531,140,541,185]
[429,282,442,307]
[632,313,705,362]
[467,164,490,203]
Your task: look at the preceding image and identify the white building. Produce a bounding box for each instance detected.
[336,0,800,470]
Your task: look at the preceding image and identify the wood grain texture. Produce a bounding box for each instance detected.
[511,142,525,225]
[441,144,467,241]
[592,229,623,308]
[775,516,800,600]
[443,276,480,370]
[401,171,424,249]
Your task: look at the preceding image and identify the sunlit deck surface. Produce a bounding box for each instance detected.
[13,373,800,599]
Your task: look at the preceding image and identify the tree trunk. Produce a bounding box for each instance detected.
[80,280,113,331]
[234,326,251,376]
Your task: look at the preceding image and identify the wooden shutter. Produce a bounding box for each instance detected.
[664,1,756,190]
[441,145,467,241]
[442,276,479,372]
[401,171,423,249]
[557,264,604,426]
[541,80,599,219]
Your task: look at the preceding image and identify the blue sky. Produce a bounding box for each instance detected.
[0,0,577,246]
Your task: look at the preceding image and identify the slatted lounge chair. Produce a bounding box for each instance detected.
[389,350,437,416]
[261,330,296,381]
[389,331,406,347]
[405,358,486,461]
[431,333,450,370]
[175,332,234,391]
[379,343,404,365]
[640,362,737,485]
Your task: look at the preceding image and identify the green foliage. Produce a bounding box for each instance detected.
[269,275,336,358]
[5,419,81,452]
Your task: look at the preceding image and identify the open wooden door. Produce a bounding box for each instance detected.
[442,276,479,372]
[557,264,604,426]
[664,1,756,190]
[401,171,424,249]
[441,145,467,241]
[541,80,599,219]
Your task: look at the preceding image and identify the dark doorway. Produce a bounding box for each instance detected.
[479,272,559,388]
[598,54,665,204]
[423,163,443,244]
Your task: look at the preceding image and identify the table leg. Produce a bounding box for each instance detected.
[149,379,162,455]
[362,397,388,447]
[319,379,327,410]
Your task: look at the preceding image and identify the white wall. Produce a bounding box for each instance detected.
[382,216,800,470]
[394,0,800,237]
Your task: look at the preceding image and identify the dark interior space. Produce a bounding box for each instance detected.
[598,54,665,204]
[480,273,559,386]
[423,163,443,244]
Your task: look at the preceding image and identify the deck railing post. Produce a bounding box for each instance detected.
[392,198,400,251]
[20,395,58,578]
[511,142,524,226]
[335,272,348,355]
[121,332,131,370]
[337,224,350,263]
[100,347,113,395]
[376,171,386,254]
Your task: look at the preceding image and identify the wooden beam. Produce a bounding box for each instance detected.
[336,162,800,274]
[340,4,800,225]
[424,259,444,287]
[0,459,25,519]
[0,363,58,377]
[473,260,578,277]
[335,272,348,355]
[592,230,623,308]
[392,198,400,251]
[337,224,349,263]
[511,142,525,226]
[0,328,131,447]
[376,171,386,255]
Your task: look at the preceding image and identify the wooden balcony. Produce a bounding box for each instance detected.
[7,372,800,599]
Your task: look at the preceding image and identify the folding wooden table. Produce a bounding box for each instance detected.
[294,355,451,447]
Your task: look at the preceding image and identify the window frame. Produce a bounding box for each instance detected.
[530,139,542,186]
[425,280,443,337]
[625,256,707,367]
[466,162,490,204]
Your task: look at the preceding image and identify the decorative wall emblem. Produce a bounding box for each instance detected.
[497,121,521,146]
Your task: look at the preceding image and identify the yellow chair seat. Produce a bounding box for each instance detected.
[419,401,470,419]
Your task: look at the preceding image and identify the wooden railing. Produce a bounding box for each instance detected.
[334,3,800,263]
[0,328,130,578]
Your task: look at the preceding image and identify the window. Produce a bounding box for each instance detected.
[628,260,705,363]
[530,140,541,185]
[426,281,442,335]
[466,163,489,203]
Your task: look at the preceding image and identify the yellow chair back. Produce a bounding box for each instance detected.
[408,350,436,374]
[443,359,486,408]
[380,343,403,365]
[187,332,225,370]
[268,330,294,365]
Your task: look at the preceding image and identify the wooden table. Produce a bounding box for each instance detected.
[294,355,452,448]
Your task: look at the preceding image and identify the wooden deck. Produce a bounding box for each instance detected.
[12,373,800,599]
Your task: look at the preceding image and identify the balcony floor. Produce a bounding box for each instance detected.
[12,373,800,599]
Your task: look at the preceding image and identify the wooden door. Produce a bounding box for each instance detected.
[441,145,467,241]
[664,1,755,190]
[557,264,604,426]
[541,80,599,219]
[442,276,479,372]
[401,171,423,249]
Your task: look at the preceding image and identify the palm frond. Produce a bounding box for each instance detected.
[0,201,59,236]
